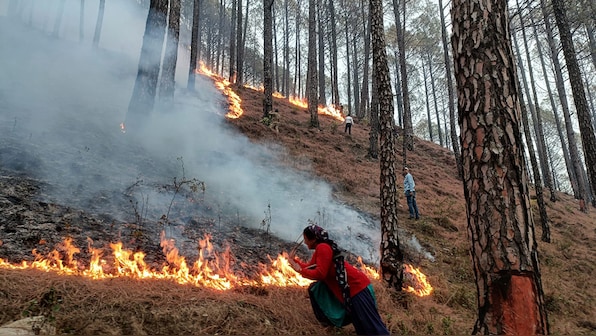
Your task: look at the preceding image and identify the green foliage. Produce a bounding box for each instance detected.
[22,287,62,333]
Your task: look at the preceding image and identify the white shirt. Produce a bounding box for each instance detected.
[345,116,353,124]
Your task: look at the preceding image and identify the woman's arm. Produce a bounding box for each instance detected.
[298,244,333,280]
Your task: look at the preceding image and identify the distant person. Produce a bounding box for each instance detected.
[290,224,390,335]
[403,167,420,219]
[268,109,280,133]
[344,114,353,135]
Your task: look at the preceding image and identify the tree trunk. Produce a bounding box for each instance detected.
[328,0,340,107]
[392,0,413,163]
[187,0,200,90]
[229,0,237,83]
[422,60,434,142]
[551,0,596,208]
[451,0,549,333]
[159,0,181,102]
[263,0,274,118]
[307,0,319,128]
[283,0,290,96]
[438,0,460,175]
[531,12,581,201]
[359,0,371,120]
[540,0,589,210]
[369,64,379,159]
[235,0,243,85]
[215,0,225,75]
[126,0,168,128]
[515,0,556,202]
[317,6,326,106]
[53,0,66,37]
[344,8,352,114]
[428,53,444,147]
[93,0,105,47]
[371,0,403,292]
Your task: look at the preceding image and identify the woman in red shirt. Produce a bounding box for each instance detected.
[291,224,390,335]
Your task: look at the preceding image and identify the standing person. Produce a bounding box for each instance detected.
[289,224,390,335]
[403,167,420,219]
[344,114,354,134]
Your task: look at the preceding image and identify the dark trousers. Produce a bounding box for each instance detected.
[406,190,419,219]
[345,123,352,134]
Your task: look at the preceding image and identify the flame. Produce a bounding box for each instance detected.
[0,236,432,296]
[355,257,433,297]
[197,63,243,119]
[403,264,433,296]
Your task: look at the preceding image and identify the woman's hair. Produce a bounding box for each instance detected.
[303,224,339,255]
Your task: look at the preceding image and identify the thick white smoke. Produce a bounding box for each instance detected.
[0,1,387,262]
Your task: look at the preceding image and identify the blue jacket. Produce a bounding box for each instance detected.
[403,172,415,194]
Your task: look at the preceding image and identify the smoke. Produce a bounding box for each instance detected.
[0,2,387,262]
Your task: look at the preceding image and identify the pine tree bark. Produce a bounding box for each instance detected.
[551,0,596,208]
[451,0,549,333]
[371,0,403,291]
[328,0,339,107]
[79,0,85,41]
[53,0,66,37]
[235,0,244,85]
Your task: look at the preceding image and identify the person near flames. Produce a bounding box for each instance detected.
[289,224,390,335]
[403,167,420,219]
[344,114,354,135]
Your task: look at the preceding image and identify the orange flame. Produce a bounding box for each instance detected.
[197,63,243,119]
[0,236,432,296]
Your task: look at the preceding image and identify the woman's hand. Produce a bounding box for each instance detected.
[289,258,301,272]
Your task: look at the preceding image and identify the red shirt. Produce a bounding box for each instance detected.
[296,243,370,303]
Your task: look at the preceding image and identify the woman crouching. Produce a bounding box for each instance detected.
[290,224,390,335]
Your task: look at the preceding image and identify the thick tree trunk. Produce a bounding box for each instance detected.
[371,0,403,292]
[551,0,596,208]
[126,0,168,128]
[451,0,549,333]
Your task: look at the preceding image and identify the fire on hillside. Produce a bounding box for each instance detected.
[197,65,345,122]
[0,234,433,296]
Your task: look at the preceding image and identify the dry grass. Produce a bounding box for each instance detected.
[1,84,595,335]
